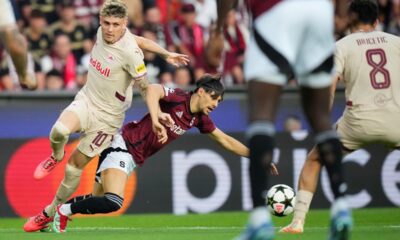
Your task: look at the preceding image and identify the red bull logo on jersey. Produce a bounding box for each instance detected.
[90,56,111,77]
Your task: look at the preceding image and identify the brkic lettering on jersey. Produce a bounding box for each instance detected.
[90,56,111,77]
[356,36,387,46]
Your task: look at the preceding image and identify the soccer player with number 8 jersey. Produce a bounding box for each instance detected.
[281,0,400,235]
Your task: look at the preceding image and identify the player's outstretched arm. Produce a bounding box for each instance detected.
[207,128,279,175]
[146,84,167,123]
[146,84,174,144]
[134,35,190,67]
[207,128,249,157]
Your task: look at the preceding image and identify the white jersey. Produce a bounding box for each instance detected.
[335,31,400,113]
[0,0,16,29]
[76,27,147,128]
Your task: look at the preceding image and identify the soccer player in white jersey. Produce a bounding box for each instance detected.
[281,0,400,235]
[0,0,37,89]
[209,0,351,239]
[24,0,189,232]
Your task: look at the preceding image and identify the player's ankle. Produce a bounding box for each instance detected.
[292,218,304,224]
[52,151,65,162]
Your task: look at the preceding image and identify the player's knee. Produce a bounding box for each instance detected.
[104,192,123,213]
[50,121,71,142]
[315,131,342,165]
[307,148,320,163]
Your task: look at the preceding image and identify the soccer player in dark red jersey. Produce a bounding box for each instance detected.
[50,74,279,232]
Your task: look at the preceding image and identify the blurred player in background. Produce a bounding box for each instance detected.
[0,0,37,89]
[208,0,352,239]
[24,0,189,232]
[50,75,279,233]
[282,0,400,234]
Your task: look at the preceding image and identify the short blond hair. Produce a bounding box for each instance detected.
[100,0,128,18]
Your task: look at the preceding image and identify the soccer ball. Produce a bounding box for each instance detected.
[266,184,296,217]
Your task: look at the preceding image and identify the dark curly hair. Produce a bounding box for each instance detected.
[194,74,224,100]
[349,0,379,26]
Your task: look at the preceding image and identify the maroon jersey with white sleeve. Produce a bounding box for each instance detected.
[122,86,216,166]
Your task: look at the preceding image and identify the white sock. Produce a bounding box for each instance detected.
[250,206,271,227]
[59,204,72,216]
[293,190,314,222]
[45,164,82,216]
[331,197,349,216]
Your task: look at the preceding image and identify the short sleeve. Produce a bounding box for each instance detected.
[124,47,147,80]
[196,115,216,134]
[162,86,187,102]
[334,42,345,78]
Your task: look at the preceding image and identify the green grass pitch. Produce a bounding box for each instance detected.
[1,208,399,240]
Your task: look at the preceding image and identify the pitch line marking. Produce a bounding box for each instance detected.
[0,225,399,232]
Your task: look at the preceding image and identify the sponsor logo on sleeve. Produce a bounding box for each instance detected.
[163,86,175,96]
[135,63,147,74]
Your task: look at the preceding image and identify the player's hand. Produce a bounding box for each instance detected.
[152,121,168,144]
[205,30,224,68]
[158,112,174,128]
[165,52,190,67]
[270,163,279,176]
[19,72,38,90]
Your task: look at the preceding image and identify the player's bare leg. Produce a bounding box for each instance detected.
[51,184,102,233]
[301,85,352,240]
[24,149,90,232]
[280,147,321,234]
[45,150,91,215]
[93,181,105,196]
[34,111,81,179]
[247,81,282,208]
[53,169,127,232]
[238,81,282,240]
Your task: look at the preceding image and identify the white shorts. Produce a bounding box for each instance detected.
[336,110,400,151]
[0,0,16,29]
[64,95,120,157]
[96,134,137,183]
[244,0,335,88]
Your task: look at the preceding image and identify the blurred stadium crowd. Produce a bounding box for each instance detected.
[0,0,398,92]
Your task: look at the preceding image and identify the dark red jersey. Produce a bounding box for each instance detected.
[122,86,216,166]
[246,0,281,19]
